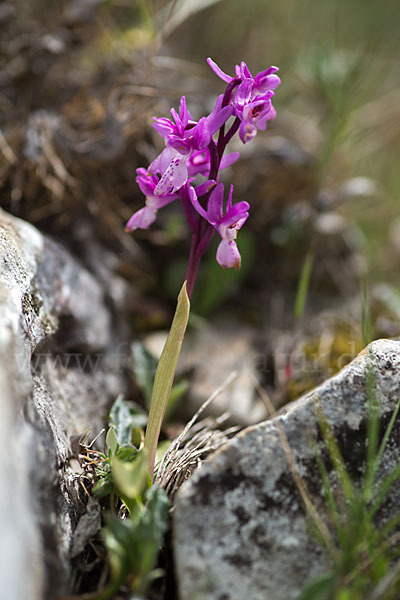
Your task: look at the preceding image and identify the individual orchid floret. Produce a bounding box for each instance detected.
[150,95,233,194]
[125,168,178,232]
[207,57,280,143]
[189,182,249,270]
[153,95,232,155]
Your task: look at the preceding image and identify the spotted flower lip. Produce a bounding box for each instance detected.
[189,182,249,269]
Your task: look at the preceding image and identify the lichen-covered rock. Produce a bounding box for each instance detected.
[0,209,128,600]
[173,339,400,600]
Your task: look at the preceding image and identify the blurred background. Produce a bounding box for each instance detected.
[1,0,400,409]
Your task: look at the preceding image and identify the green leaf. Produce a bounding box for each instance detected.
[131,342,158,409]
[106,426,119,456]
[92,476,114,498]
[130,485,170,591]
[144,281,190,479]
[101,514,138,599]
[360,277,373,346]
[297,572,335,600]
[101,485,169,598]
[111,449,149,509]
[294,252,314,319]
[115,444,139,462]
[316,404,354,502]
[366,396,400,498]
[109,395,147,446]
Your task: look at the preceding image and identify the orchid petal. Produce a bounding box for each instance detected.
[207,183,224,223]
[207,105,233,135]
[188,184,208,220]
[226,184,234,211]
[255,73,281,93]
[186,149,210,177]
[239,121,257,143]
[136,170,157,196]
[239,61,252,79]
[149,146,174,175]
[220,152,240,169]
[220,201,250,229]
[192,117,211,150]
[170,107,182,129]
[216,239,241,270]
[234,79,254,110]
[167,136,192,154]
[195,179,216,197]
[126,205,157,231]
[207,57,233,83]
[154,154,188,195]
[257,105,276,130]
[152,117,175,138]
[179,96,190,125]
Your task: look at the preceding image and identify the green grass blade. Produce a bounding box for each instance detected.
[144,282,190,480]
[367,461,400,521]
[316,404,354,502]
[314,444,340,525]
[360,277,373,346]
[294,252,314,319]
[364,364,380,499]
[365,397,400,500]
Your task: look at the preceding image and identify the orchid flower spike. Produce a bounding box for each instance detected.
[126,57,280,292]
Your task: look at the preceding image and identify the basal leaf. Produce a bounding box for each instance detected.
[111,449,150,508]
[131,342,158,409]
[106,426,119,456]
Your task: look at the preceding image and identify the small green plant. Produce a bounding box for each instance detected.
[91,396,170,598]
[298,364,400,600]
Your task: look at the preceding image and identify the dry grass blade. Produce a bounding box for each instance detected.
[156,371,239,498]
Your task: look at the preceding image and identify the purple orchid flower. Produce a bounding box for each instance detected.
[189,182,249,270]
[125,168,178,232]
[150,95,233,194]
[207,58,280,143]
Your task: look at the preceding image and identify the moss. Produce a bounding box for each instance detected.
[287,323,364,401]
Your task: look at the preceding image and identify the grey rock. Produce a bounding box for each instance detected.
[173,339,400,600]
[0,209,127,599]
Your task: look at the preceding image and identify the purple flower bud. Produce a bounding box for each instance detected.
[239,121,257,143]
